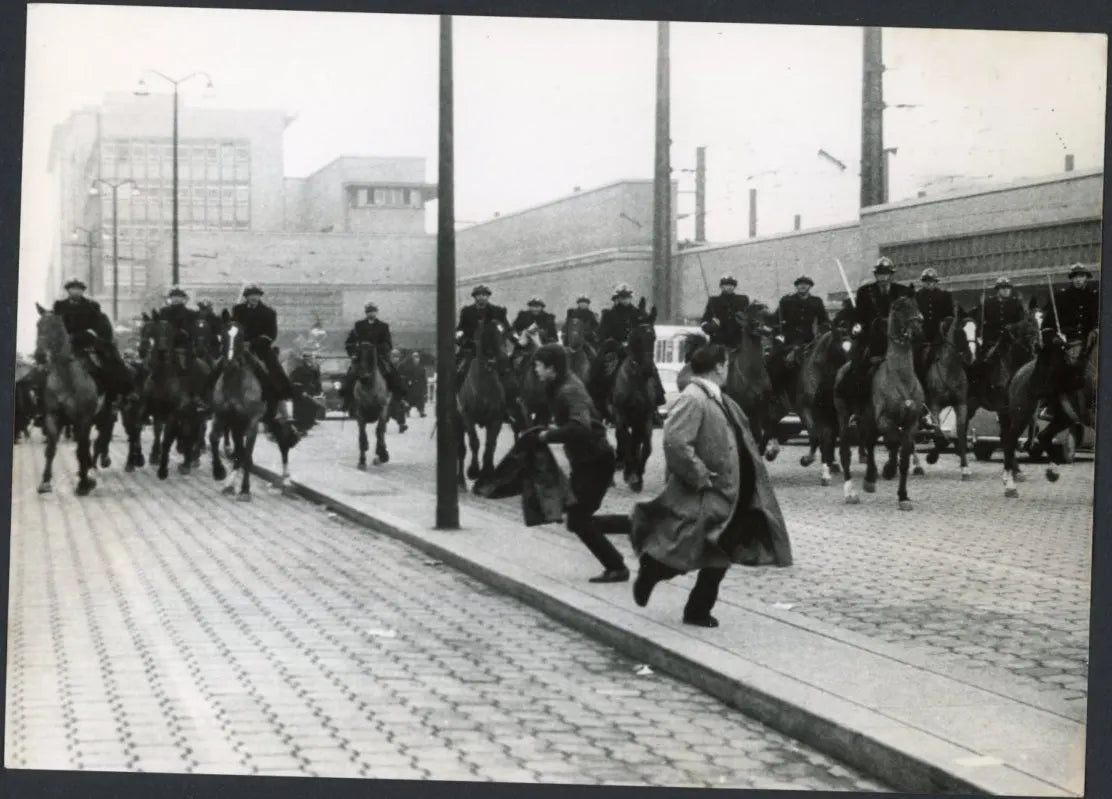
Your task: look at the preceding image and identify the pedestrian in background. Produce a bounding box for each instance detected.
[630,343,791,628]
[532,343,629,584]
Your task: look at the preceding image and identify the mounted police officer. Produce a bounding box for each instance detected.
[194,298,222,360]
[971,276,1027,359]
[160,286,199,361]
[700,275,750,347]
[913,268,958,381]
[455,285,512,387]
[563,295,600,347]
[205,284,299,437]
[768,275,829,394]
[589,283,667,419]
[511,297,559,345]
[1044,263,1099,346]
[38,278,132,415]
[836,257,916,428]
[340,301,405,415]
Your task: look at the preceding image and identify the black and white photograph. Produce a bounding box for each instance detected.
[6,3,1106,795]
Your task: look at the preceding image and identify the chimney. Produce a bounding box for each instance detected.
[748,188,757,238]
[793,214,801,231]
[1065,154,1075,172]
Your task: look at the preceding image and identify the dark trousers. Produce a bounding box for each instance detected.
[566,444,624,571]
[639,554,728,619]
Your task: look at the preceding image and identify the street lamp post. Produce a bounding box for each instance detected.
[70,226,96,291]
[89,178,138,322]
[134,70,214,287]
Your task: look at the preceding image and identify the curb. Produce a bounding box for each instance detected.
[253,462,1059,796]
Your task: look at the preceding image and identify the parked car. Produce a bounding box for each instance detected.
[318,354,351,414]
[968,406,1093,463]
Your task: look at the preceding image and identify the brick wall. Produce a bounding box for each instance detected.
[456,181,663,276]
[675,223,862,320]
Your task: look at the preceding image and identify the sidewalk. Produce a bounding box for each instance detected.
[251,427,1087,796]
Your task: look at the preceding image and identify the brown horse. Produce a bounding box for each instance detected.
[836,297,924,510]
[33,305,100,495]
[142,314,205,480]
[458,318,508,487]
[922,316,974,480]
[563,317,594,386]
[611,308,657,492]
[723,303,778,461]
[351,341,391,469]
[209,314,269,499]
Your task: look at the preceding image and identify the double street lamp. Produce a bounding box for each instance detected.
[134,69,215,287]
[88,178,140,321]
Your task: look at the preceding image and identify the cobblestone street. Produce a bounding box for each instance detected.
[6,436,887,790]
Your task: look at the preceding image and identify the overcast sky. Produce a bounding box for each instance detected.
[18,4,1107,350]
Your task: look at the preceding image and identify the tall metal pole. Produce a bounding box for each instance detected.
[652,21,672,322]
[87,230,95,292]
[860,27,885,208]
[694,146,706,243]
[748,188,757,238]
[112,185,119,322]
[436,15,459,530]
[172,83,180,286]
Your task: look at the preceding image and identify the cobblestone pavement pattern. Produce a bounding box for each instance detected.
[306,413,1093,717]
[7,437,888,790]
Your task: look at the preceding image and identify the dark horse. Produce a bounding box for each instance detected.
[723,303,778,461]
[510,325,551,431]
[563,316,594,386]
[119,356,148,472]
[208,314,269,499]
[835,296,924,510]
[142,313,205,480]
[611,307,657,492]
[457,318,508,487]
[921,316,975,480]
[33,305,100,495]
[351,341,391,469]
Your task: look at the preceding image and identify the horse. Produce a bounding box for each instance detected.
[457,318,508,487]
[722,303,778,461]
[208,315,270,499]
[141,313,205,480]
[14,366,35,443]
[563,317,594,386]
[350,341,391,469]
[119,357,148,472]
[921,316,974,480]
[33,305,100,496]
[611,307,658,492]
[836,296,924,510]
[183,314,216,464]
[781,318,853,486]
[511,326,551,430]
[1000,326,1091,498]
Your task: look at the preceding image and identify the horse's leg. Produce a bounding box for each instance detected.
[149,414,163,463]
[897,428,914,511]
[798,405,819,468]
[373,413,390,465]
[158,414,178,480]
[357,413,369,470]
[466,422,481,480]
[209,414,227,482]
[761,408,781,463]
[1034,411,1072,484]
[223,422,245,496]
[863,415,879,494]
[74,419,97,496]
[631,416,652,493]
[480,421,500,480]
[954,402,972,481]
[924,399,948,466]
[1000,411,1019,498]
[38,413,60,493]
[836,404,858,504]
[238,418,259,501]
[94,399,114,469]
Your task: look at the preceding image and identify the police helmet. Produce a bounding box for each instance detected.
[719,275,738,287]
[471,285,492,298]
[873,257,895,275]
[1068,263,1092,279]
[64,278,87,291]
[793,275,814,287]
[364,302,379,313]
[242,284,264,297]
[920,268,940,283]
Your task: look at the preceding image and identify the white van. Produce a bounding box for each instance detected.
[653,325,706,409]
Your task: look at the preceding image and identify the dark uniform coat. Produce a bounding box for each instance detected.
[345,318,394,358]
[972,295,1026,348]
[854,281,915,330]
[457,303,510,344]
[700,293,751,347]
[511,310,559,343]
[914,288,956,342]
[776,293,829,346]
[160,304,199,347]
[289,362,323,395]
[598,304,644,344]
[53,297,114,342]
[1045,285,1099,341]
[563,308,600,345]
[197,309,222,356]
[231,301,279,346]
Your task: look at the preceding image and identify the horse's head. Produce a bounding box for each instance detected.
[739,302,772,340]
[191,316,211,352]
[220,319,247,362]
[565,317,585,349]
[626,318,657,377]
[474,319,508,362]
[35,304,69,360]
[146,314,176,358]
[1001,310,1040,361]
[354,341,379,379]
[887,297,923,345]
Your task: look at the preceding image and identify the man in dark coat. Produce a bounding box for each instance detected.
[455,285,512,388]
[836,257,915,427]
[511,297,559,345]
[340,302,405,414]
[401,351,428,417]
[914,268,957,381]
[160,286,199,358]
[39,278,132,417]
[768,275,829,394]
[630,343,791,628]
[700,275,751,348]
[589,283,666,418]
[195,299,222,359]
[1044,263,1099,345]
[533,343,628,583]
[289,352,324,431]
[563,295,599,348]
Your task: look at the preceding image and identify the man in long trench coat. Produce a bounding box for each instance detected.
[630,343,791,628]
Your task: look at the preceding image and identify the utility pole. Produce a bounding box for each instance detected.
[652,21,673,321]
[694,146,706,244]
[748,188,757,238]
[435,15,459,530]
[860,27,885,208]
